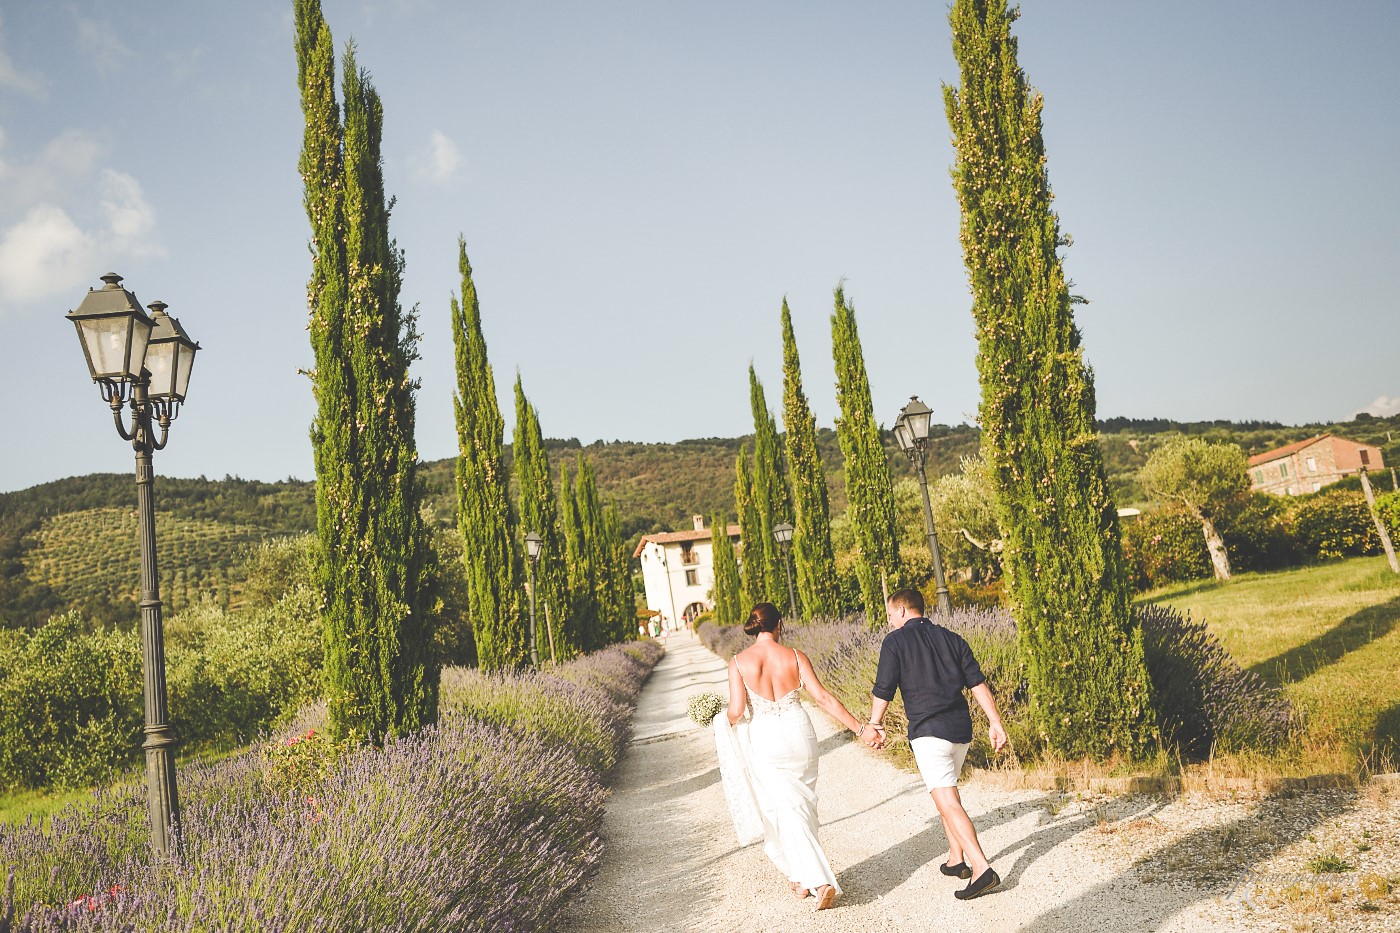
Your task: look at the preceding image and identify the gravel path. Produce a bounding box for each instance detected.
[565,630,1399,932]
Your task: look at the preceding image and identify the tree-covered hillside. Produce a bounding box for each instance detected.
[3,413,1394,630]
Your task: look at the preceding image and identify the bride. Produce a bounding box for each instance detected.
[719,602,881,911]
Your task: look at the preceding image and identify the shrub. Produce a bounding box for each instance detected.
[0,639,664,931]
[1375,491,1400,541]
[1218,492,1303,574]
[0,612,142,790]
[1136,604,1293,756]
[1289,489,1382,559]
[700,604,1291,764]
[1121,505,1211,590]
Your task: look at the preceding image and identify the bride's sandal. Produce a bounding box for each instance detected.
[789,882,809,899]
[814,885,837,911]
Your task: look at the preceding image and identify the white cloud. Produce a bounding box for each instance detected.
[0,15,45,99]
[0,204,95,303]
[412,130,463,184]
[74,15,133,76]
[0,128,104,212]
[1356,395,1400,418]
[0,164,163,309]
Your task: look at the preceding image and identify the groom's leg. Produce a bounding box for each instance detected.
[930,787,990,875]
[938,812,964,866]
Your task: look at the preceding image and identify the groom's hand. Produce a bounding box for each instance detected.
[988,722,1008,752]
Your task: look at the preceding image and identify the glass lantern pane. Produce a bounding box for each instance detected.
[145,340,176,397]
[77,316,134,379]
[173,342,197,399]
[907,409,932,441]
[893,420,914,452]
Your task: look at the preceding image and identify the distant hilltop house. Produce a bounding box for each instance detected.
[1247,433,1384,496]
[634,515,741,629]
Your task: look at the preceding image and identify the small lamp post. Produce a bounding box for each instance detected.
[524,531,544,667]
[894,396,953,616]
[65,273,199,858]
[772,521,797,621]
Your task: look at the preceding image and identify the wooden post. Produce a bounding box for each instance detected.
[1359,450,1398,574]
[544,602,558,664]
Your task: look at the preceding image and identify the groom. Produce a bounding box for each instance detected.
[867,588,1007,900]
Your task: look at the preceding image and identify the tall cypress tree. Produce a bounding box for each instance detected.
[450,238,523,670]
[602,503,636,643]
[574,455,611,646]
[295,0,436,742]
[733,447,765,610]
[709,511,743,624]
[512,378,575,657]
[748,367,790,607]
[559,461,601,651]
[780,300,840,618]
[945,0,1153,757]
[831,284,901,626]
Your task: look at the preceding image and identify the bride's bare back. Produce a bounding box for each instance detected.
[735,638,802,701]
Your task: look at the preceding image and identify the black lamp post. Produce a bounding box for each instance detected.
[894,396,953,616]
[524,532,543,667]
[772,521,797,621]
[65,272,199,858]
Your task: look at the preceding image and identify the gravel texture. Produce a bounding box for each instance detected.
[564,629,1399,932]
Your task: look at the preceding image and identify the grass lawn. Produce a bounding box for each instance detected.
[1142,555,1400,772]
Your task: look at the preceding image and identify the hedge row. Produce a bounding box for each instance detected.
[699,606,1290,764]
[0,639,663,931]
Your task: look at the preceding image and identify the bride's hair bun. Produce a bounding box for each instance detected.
[744,602,782,637]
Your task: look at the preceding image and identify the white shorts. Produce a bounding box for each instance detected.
[910,736,971,790]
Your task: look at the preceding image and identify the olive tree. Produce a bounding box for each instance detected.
[1139,436,1250,581]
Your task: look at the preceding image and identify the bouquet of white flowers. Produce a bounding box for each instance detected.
[687,691,726,726]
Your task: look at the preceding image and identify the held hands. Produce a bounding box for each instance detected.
[858,722,886,749]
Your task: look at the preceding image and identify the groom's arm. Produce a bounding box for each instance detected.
[969,683,1008,751]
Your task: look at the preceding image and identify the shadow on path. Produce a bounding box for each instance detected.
[1016,789,1356,932]
[1248,595,1400,686]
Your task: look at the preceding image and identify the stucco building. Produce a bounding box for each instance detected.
[1247,433,1384,496]
[633,515,741,629]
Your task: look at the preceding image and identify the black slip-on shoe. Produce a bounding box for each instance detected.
[940,861,973,879]
[954,868,1000,900]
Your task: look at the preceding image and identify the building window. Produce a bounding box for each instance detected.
[1312,482,1322,492]
[685,569,699,586]
[1280,462,1288,478]
[680,544,697,565]
[1306,457,1317,472]
[1255,469,1264,483]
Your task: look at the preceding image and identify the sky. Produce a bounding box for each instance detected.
[1,0,1397,493]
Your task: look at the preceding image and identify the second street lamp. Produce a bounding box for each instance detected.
[895,396,953,617]
[772,521,798,621]
[525,532,543,667]
[65,273,200,858]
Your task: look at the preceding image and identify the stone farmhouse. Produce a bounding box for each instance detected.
[1247,433,1384,496]
[633,515,741,630]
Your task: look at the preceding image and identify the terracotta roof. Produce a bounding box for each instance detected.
[1248,434,1329,467]
[632,524,741,558]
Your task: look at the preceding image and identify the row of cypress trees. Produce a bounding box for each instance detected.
[295,0,635,750]
[453,241,636,670]
[731,288,901,627]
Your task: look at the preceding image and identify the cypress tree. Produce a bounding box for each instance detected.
[450,238,524,670]
[295,0,436,743]
[748,367,790,607]
[780,300,840,618]
[709,511,744,624]
[559,461,602,651]
[512,378,575,657]
[733,447,765,609]
[831,284,901,627]
[945,0,1153,756]
[602,503,636,643]
[574,455,612,646]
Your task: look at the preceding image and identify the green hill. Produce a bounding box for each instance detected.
[2,413,1395,631]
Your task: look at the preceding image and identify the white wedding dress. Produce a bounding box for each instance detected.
[712,651,841,894]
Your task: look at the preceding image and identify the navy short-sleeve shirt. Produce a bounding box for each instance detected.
[872,618,986,744]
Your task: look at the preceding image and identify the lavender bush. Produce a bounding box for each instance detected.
[700,605,1290,764]
[0,640,664,931]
